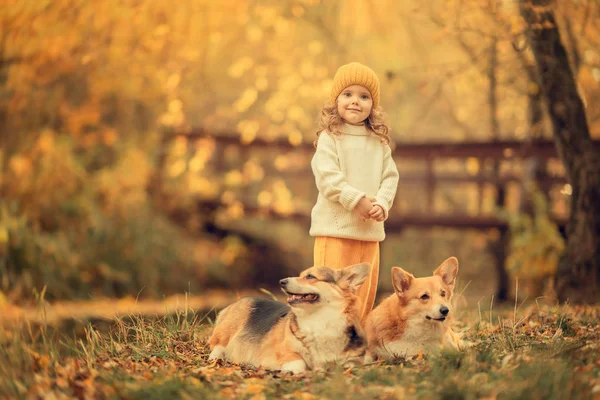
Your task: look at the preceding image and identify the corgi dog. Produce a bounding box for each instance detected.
[365,257,462,361]
[208,263,369,374]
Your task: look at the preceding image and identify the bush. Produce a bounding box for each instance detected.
[0,131,203,303]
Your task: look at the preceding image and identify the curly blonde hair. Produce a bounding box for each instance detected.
[314,101,391,148]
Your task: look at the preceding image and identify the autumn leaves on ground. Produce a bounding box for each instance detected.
[1,298,599,399]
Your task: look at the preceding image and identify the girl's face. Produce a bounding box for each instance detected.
[336,85,373,125]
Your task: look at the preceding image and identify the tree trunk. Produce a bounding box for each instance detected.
[520,0,600,302]
[488,26,510,301]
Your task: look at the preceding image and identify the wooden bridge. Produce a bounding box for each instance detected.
[153,130,597,300]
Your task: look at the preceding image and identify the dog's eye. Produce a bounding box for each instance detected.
[420,294,429,300]
[305,274,316,280]
[441,291,446,297]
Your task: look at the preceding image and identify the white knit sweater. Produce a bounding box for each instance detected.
[309,124,399,242]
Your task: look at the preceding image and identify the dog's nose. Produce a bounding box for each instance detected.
[440,306,449,316]
[279,278,289,287]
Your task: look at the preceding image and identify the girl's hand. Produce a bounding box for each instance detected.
[369,205,385,222]
[354,197,373,221]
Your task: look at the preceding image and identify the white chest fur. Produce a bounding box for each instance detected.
[295,306,349,367]
[377,318,445,359]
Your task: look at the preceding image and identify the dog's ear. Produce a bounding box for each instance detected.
[337,263,370,292]
[434,257,459,290]
[391,267,414,296]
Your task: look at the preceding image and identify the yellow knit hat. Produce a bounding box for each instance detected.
[330,62,380,109]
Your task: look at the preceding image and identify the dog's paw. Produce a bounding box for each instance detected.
[208,345,226,360]
[281,360,307,375]
[363,353,376,364]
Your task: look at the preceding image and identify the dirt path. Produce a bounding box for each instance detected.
[0,289,268,325]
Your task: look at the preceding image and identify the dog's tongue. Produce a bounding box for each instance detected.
[288,294,317,302]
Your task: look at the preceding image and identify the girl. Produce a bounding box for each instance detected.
[310,62,399,321]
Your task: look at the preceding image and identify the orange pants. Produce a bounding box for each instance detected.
[313,236,379,321]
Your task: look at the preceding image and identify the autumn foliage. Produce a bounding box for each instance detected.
[1,1,599,304]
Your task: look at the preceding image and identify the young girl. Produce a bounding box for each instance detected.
[310,62,399,320]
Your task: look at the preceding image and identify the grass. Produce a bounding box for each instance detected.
[1,298,599,399]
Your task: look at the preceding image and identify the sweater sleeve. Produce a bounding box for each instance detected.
[371,144,399,221]
[311,132,366,211]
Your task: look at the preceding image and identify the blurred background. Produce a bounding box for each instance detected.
[1,0,598,310]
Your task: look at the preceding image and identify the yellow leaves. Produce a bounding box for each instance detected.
[221,190,235,204]
[118,149,152,189]
[510,15,526,35]
[292,392,315,400]
[81,54,93,65]
[242,380,266,395]
[274,155,290,171]
[187,137,215,173]
[172,137,188,157]
[96,148,152,215]
[55,376,69,389]
[466,157,479,176]
[102,129,118,146]
[8,155,32,178]
[153,24,171,36]
[255,77,269,91]
[219,233,246,265]
[272,180,295,215]
[287,106,305,123]
[229,57,255,79]
[279,74,301,91]
[247,25,264,43]
[339,1,374,36]
[416,350,424,361]
[560,184,572,196]
[65,104,101,137]
[299,61,315,78]
[270,111,285,123]
[188,155,207,173]
[168,160,187,178]
[0,225,8,257]
[238,120,260,144]
[3,132,87,222]
[291,6,305,17]
[188,176,218,197]
[308,40,323,55]
[234,88,258,113]
[243,160,264,183]
[209,32,223,45]
[255,5,279,27]
[27,348,51,372]
[166,73,181,91]
[225,170,244,187]
[159,99,185,127]
[274,17,291,37]
[288,130,303,147]
[255,65,268,77]
[36,129,56,153]
[257,191,273,207]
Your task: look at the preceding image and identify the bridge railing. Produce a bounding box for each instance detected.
[153,130,599,299]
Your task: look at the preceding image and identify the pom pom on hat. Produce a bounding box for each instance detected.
[330,62,380,109]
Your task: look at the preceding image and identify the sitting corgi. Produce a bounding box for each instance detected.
[365,257,462,361]
[208,263,369,374]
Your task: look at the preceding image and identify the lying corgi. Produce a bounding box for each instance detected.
[208,263,369,374]
[365,257,462,361]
